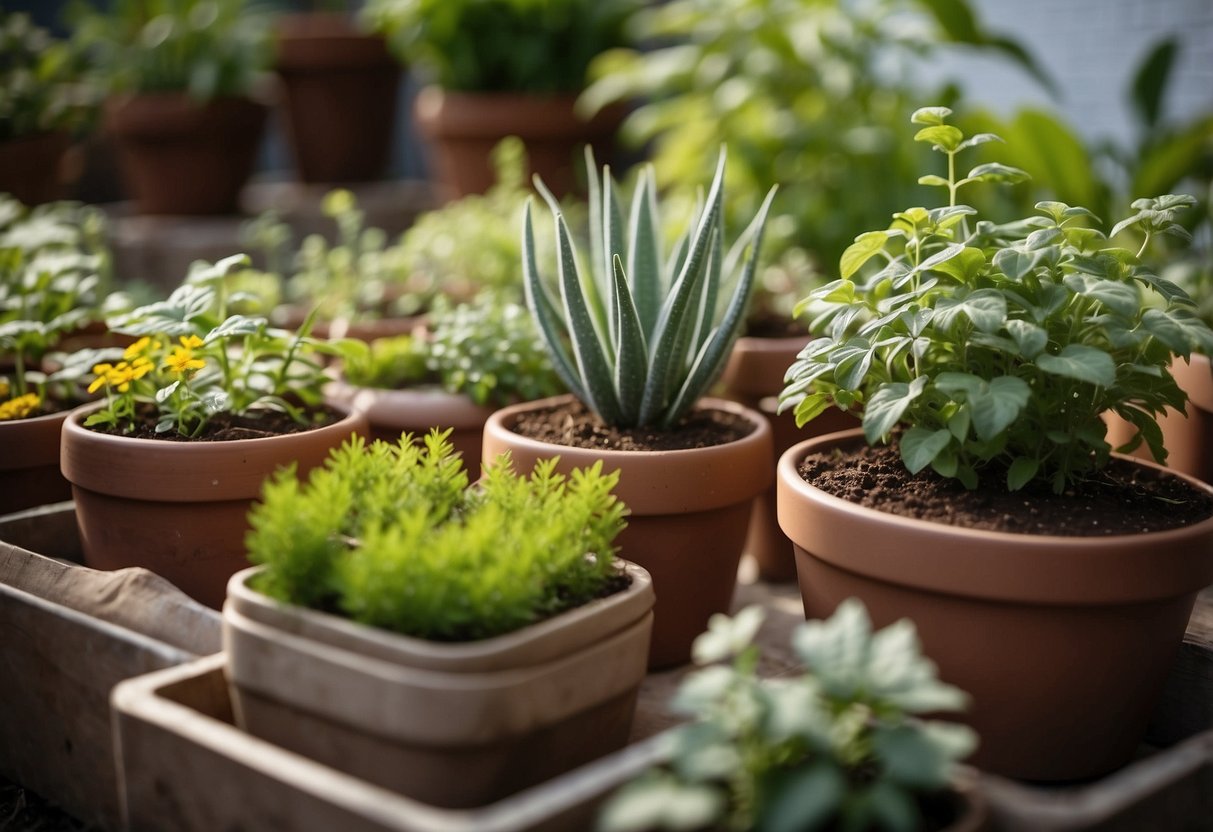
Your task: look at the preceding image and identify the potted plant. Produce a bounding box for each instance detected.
[482,152,775,668]
[328,292,563,469]
[598,600,983,832]
[363,0,634,198]
[777,107,1213,780]
[73,0,272,215]
[59,254,367,607]
[224,430,655,807]
[272,1,401,184]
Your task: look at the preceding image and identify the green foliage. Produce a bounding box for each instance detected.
[362,0,635,93]
[780,108,1213,493]
[247,431,628,641]
[598,599,976,832]
[525,149,776,429]
[0,13,95,143]
[71,0,271,99]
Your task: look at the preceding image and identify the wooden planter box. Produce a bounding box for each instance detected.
[0,502,222,830]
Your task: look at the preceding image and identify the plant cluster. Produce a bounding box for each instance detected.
[363,0,635,93]
[525,150,776,430]
[599,599,976,832]
[85,254,334,437]
[341,292,564,407]
[0,13,94,143]
[72,0,271,100]
[248,431,628,642]
[780,107,1213,493]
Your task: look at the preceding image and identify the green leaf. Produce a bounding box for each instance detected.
[840,231,889,279]
[863,376,927,443]
[917,174,949,187]
[930,247,985,283]
[910,106,953,126]
[901,427,953,474]
[933,289,1007,333]
[757,763,845,832]
[917,242,966,274]
[969,376,1031,440]
[993,247,1037,280]
[794,391,833,427]
[965,162,1029,184]
[1062,274,1140,317]
[1130,38,1178,130]
[1036,344,1116,387]
[1007,456,1039,491]
[1005,319,1048,358]
[914,124,964,152]
[612,256,648,421]
[522,202,586,402]
[627,167,662,338]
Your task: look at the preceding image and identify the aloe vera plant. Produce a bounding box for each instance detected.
[523,151,777,430]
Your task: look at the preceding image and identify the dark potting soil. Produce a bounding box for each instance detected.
[798,442,1213,536]
[509,398,755,452]
[88,402,342,442]
[743,312,809,339]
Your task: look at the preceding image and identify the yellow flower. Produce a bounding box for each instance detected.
[179,334,204,350]
[0,393,41,421]
[130,355,154,380]
[164,347,206,375]
[88,363,114,394]
[89,361,143,394]
[123,336,161,361]
[0,379,8,399]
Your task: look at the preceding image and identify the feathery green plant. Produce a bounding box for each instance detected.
[524,150,777,430]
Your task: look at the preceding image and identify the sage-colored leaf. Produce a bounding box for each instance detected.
[901,427,952,474]
[1036,344,1116,387]
[612,255,648,422]
[1006,456,1039,491]
[840,231,889,279]
[863,376,927,443]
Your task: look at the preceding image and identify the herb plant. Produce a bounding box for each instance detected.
[599,599,976,832]
[779,107,1213,493]
[524,150,777,429]
[85,254,333,437]
[0,13,94,143]
[247,431,628,641]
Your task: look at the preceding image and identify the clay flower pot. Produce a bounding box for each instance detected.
[719,334,858,581]
[325,379,494,473]
[272,304,424,342]
[0,409,73,514]
[274,13,401,184]
[482,394,772,669]
[0,131,70,206]
[223,561,655,808]
[777,428,1213,781]
[413,86,624,199]
[60,404,368,608]
[105,93,269,215]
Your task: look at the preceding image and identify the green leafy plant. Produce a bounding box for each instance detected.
[779,107,1213,493]
[362,0,635,93]
[524,150,777,429]
[0,12,95,142]
[71,0,271,99]
[247,430,628,641]
[598,599,976,832]
[340,292,564,407]
[84,254,334,437]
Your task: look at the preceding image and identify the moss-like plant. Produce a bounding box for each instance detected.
[247,431,628,642]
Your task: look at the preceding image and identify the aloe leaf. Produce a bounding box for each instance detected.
[535,173,610,343]
[628,167,662,338]
[522,201,586,402]
[692,223,724,355]
[612,255,648,424]
[604,167,626,349]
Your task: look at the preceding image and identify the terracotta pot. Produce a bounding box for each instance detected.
[105,93,268,215]
[274,13,400,184]
[272,304,424,342]
[777,428,1213,781]
[413,86,624,199]
[0,131,70,205]
[325,379,494,473]
[0,409,72,514]
[60,404,368,608]
[224,561,654,808]
[482,395,772,668]
[719,334,859,582]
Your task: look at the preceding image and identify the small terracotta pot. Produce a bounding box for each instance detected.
[325,380,494,473]
[719,334,858,582]
[482,395,772,668]
[105,93,268,215]
[61,404,368,608]
[413,86,624,199]
[0,409,72,514]
[224,561,654,807]
[272,304,424,342]
[777,428,1213,781]
[0,131,70,206]
[274,13,400,184]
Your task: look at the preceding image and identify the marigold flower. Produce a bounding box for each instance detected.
[123,336,161,361]
[0,393,41,421]
[165,347,206,375]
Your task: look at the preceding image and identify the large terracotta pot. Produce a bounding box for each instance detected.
[274,13,400,184]
[61,404,368,608]
[105,93,268,215]
[325,380,494,474]
[413,86,623,199]
[0,131,70,206]
[482,395,772,668]
[224,561,654,808]
[0,409,72,514]
[777,428,1213,781]
[719,334,858,581]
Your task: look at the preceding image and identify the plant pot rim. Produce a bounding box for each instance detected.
[326,378,495,432]
[778,427,1213,604]
[413,85,624,140]
[0,406,71,470]
[274,14,396,70]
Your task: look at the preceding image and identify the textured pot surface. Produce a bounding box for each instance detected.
[0,408,72,514]
[777,428,1213,781]
[224,563,655,807]
[0,131,69,205]
[482,394,772,668]
[1162,353,1213,483]
[105,93,268,215]
[61,404,367,608]
[413,86,624,199]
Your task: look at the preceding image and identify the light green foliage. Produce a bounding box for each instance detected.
[0,13,94,142]
[247,431,628,641]
[71,0,270,99]
[340,330,430,391]
[362,0,635,93]
[598,599,976,832]
[779,108,1213,493]
[525,149,776,429]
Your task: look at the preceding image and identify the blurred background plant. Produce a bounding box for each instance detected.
[0,12,96,143]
